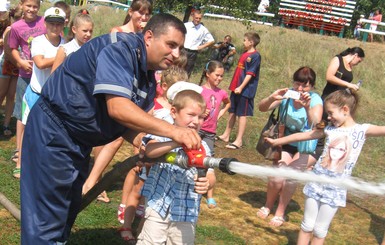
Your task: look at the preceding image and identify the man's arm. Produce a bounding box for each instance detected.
[106,95,201,149]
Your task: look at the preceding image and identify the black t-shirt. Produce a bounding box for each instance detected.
[321,55,353,99]
[216,42,235,59]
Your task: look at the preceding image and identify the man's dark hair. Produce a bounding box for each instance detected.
[143,13,186,37]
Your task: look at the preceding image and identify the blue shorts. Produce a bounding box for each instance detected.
[229,92,254,116]
[22,85,40,125]
[21,98,91,244]
[13,76,30,120]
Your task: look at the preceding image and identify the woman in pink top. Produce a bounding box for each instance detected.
[369,9,382,42]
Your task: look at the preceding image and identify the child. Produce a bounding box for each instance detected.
[198,60,230,208]
[266,89,385,244]
[136,90,210,245]
[22,7,66,124]
[51,10,93,73]
[8,0,46,178]
[53,1,71,38]
[118,66,188,242]
[353,14,364,40]
[217,31,261,149]
[0,4,22,136]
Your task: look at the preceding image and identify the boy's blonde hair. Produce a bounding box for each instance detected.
[172,90,206,112]
[161,66,188,92]
[244,31,260,47]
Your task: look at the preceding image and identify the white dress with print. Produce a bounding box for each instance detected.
[303,123,370,207]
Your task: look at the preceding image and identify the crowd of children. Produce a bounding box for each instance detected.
[1,1,383,245]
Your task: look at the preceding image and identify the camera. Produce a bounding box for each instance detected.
[283,90,300,100]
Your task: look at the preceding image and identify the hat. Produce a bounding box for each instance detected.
[44,7,66,23]
[0,1,10,12]
[167,81,203,101]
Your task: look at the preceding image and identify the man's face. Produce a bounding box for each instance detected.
[192,13,202,26]
[145,26,185,70]
[224,36,231,44]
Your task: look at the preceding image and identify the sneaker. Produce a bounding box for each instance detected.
[117,204,125,224]
[135,204,145,218]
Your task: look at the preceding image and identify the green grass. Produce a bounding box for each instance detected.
[1,3,385,245]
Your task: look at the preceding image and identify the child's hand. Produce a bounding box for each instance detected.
[234,87,243,94]
[20,59,33,73]
[194,175,209,194]
[264,137,276,146]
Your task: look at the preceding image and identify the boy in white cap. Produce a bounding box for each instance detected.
[22,7,66,124]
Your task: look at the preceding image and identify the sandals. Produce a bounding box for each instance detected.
[256,206,270,219]
[118,227,136,242]
[96,191,110,203]
[206,198,217,209]
[13,167,21,179]
[269,216,285,227]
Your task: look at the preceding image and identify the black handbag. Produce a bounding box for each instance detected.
[256,100,290,161]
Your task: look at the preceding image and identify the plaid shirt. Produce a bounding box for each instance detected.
[141,134,211,223]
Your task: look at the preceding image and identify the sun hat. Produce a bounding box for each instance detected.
[0,1,10,12]
[167,81,203,102]
[44,7,66,23]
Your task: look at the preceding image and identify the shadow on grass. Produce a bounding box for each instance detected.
[347,199,385,244]
[238,190,301,215]
[68,228,128,245]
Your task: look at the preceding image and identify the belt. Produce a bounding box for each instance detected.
[185,48,198,53]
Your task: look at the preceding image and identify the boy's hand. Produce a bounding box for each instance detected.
[194,175,209,194]
[234,87,243,94]
[20,59,33,73]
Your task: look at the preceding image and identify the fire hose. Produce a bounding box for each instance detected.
[80,146,236,211]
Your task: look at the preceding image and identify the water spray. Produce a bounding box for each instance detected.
[81,146,385,211]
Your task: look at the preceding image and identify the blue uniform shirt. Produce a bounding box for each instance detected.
[40,32,156,146]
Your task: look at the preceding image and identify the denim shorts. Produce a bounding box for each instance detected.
[13,76,30,120]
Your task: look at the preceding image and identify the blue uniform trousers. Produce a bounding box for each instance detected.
[21,98,91,244]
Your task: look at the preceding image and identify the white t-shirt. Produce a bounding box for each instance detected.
[61,38,81,56]
[30,34,65,93]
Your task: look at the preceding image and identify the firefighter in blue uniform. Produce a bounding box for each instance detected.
[20,13,201,244]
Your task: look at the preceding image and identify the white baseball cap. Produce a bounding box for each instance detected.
[167,81,203,102]
[44,7,66,23]
[0,1,10,12]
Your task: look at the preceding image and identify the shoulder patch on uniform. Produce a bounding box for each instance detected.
[247,57,252,62]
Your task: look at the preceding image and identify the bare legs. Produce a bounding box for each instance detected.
[0,75,17,135]
[258,152,316,226]
[218,113,246,148]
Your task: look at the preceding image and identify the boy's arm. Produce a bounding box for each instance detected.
[51,47,66,73]
[266,128,325,146]
[365,125,385,137]
[11,49,32,72]
[33,55,56,70]
[234,74,252,94]
[145,140,181,159]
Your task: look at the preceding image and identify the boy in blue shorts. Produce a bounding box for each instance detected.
[217,32,261,149]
